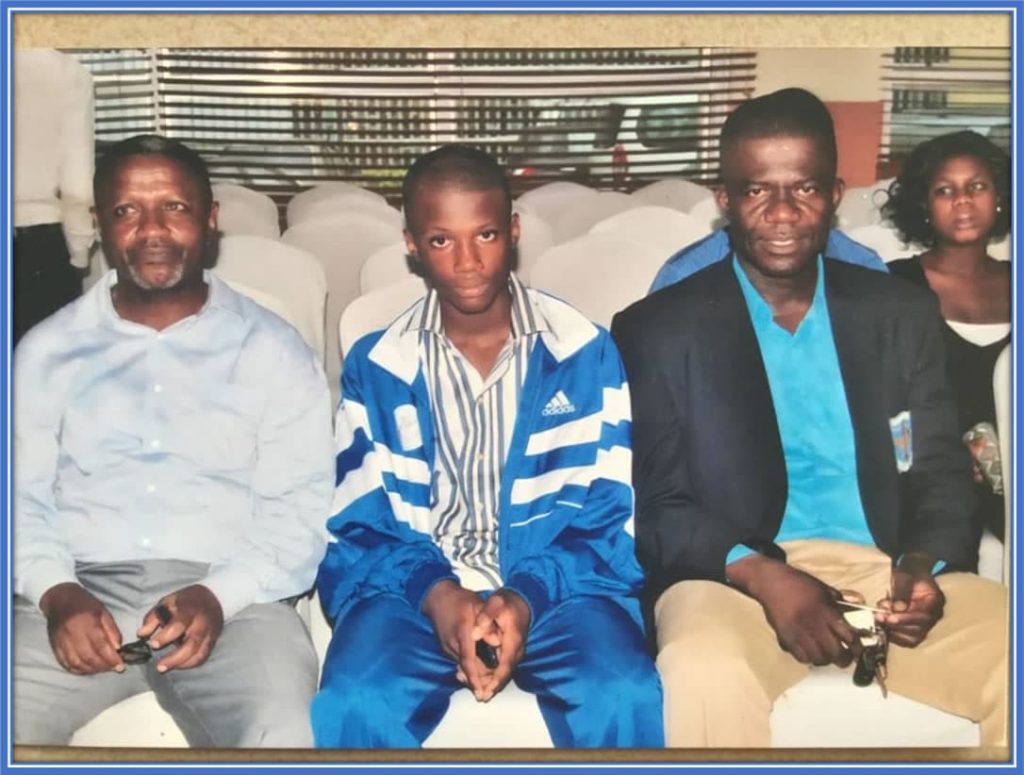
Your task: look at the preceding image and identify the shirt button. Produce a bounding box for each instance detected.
[146,483,157,494]
[153,384,163,394]
[150,439,161,449]
[475,501,484,512]
[139,537,151,549]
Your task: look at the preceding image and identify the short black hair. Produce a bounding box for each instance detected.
[93,134,213,210]
[882,130,1011,247]
[402,144,512,231]
[720,87,838,178]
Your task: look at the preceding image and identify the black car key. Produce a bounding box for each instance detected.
[475,639,499,669]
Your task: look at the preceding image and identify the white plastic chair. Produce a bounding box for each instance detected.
[282,214,403,405]
[688,195,727,232]
[836,178,894,231]
[771,665,979,747]
[590,205,713,259]
[359,240,413,294]
[631,177,715,214]
[990,233,1011,263]
[529,234,670,329]
[211,182,281,239]
[514,210,556,284]
[551,191,638,245]
[286,182,390,227]
[290,195,404,232]
[514,181,598,226]
[338,276,427,358]
[844,223,919,264]
[211,234,328,359]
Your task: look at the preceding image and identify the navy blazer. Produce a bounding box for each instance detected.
[611,257,977,607]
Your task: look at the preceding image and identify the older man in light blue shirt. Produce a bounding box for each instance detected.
[13,135,335,747]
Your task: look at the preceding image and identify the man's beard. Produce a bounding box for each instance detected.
[120,241,191,292]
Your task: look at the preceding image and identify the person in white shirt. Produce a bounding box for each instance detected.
[13,49,96,344]
[13,134,335,747]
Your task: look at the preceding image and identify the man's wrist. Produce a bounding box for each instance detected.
[725,552,781,599]
[39,582,87,618]
[896,551,939,577]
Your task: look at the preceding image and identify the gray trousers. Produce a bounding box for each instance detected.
[14,560,318,748]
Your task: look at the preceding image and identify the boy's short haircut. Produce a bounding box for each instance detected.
[402,144,513,230]
[720,87,838,178]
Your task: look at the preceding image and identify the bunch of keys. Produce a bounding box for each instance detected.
[837,591,889,698]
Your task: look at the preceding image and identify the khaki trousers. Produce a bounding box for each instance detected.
[654,541,1008,748]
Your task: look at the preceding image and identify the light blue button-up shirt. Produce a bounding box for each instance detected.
[726,256,874,565]
[14,270,336,619]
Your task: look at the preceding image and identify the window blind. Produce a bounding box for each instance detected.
[70,47,755,211]
[881,46,1011,168]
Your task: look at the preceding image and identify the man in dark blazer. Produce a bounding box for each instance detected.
[611,87,1007,748]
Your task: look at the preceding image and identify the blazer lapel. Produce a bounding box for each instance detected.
[825,262,897,534]
[698,264,787,523]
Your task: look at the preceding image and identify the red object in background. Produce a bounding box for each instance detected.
[612,142,629,189]
[825,100,884,187]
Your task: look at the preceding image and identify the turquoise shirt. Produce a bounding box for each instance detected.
[726,255,874,565]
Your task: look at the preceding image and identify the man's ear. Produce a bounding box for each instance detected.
[509,211,520,246]
[715,186,730,215]
[207,201,220,233]
[832,177,846,209]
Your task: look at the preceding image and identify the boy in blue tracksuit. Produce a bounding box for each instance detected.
[312,145,663,748]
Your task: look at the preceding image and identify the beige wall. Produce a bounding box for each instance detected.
[754,48,886,102]
[753,48,887,185]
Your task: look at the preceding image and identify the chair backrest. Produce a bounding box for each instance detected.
[631,178,715,214]
[529,233,669,328]
[589,205,712,258]
[990,233,1011,262]
[289,194,403,232]
[211,183,281,239]
[514,209,555,284]
[993,343,1011,581]
[286,181,389,227]
[281,214,404,404]
[552,191,638,244]
[339,276,428,358]
[688,195,727,232]
[360,240,413,293]
[514,181,598,225]
[844,223,918,264]
[835,178,894,231]
[211,234,327,358]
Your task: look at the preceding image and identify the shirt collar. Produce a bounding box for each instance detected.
[403,272,547,341]
[732,254,827,333]
[74,269,245,332]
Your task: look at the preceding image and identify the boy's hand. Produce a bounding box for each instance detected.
[138,584,224,673]
[473,588,530,702]
[40,582,124,675]
[877,554,945,648]
[422,580,489,698]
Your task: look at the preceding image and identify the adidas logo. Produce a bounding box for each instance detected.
[542,390,577,416]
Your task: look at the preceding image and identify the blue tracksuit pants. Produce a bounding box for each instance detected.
[311,592,664,748]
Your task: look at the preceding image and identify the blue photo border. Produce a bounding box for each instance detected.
[0,1,1020,772]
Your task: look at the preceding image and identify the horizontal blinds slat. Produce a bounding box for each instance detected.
[879,46,1010,165]
[71,46,755,204]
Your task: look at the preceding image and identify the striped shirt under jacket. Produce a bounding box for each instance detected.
[316,284,645,629]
